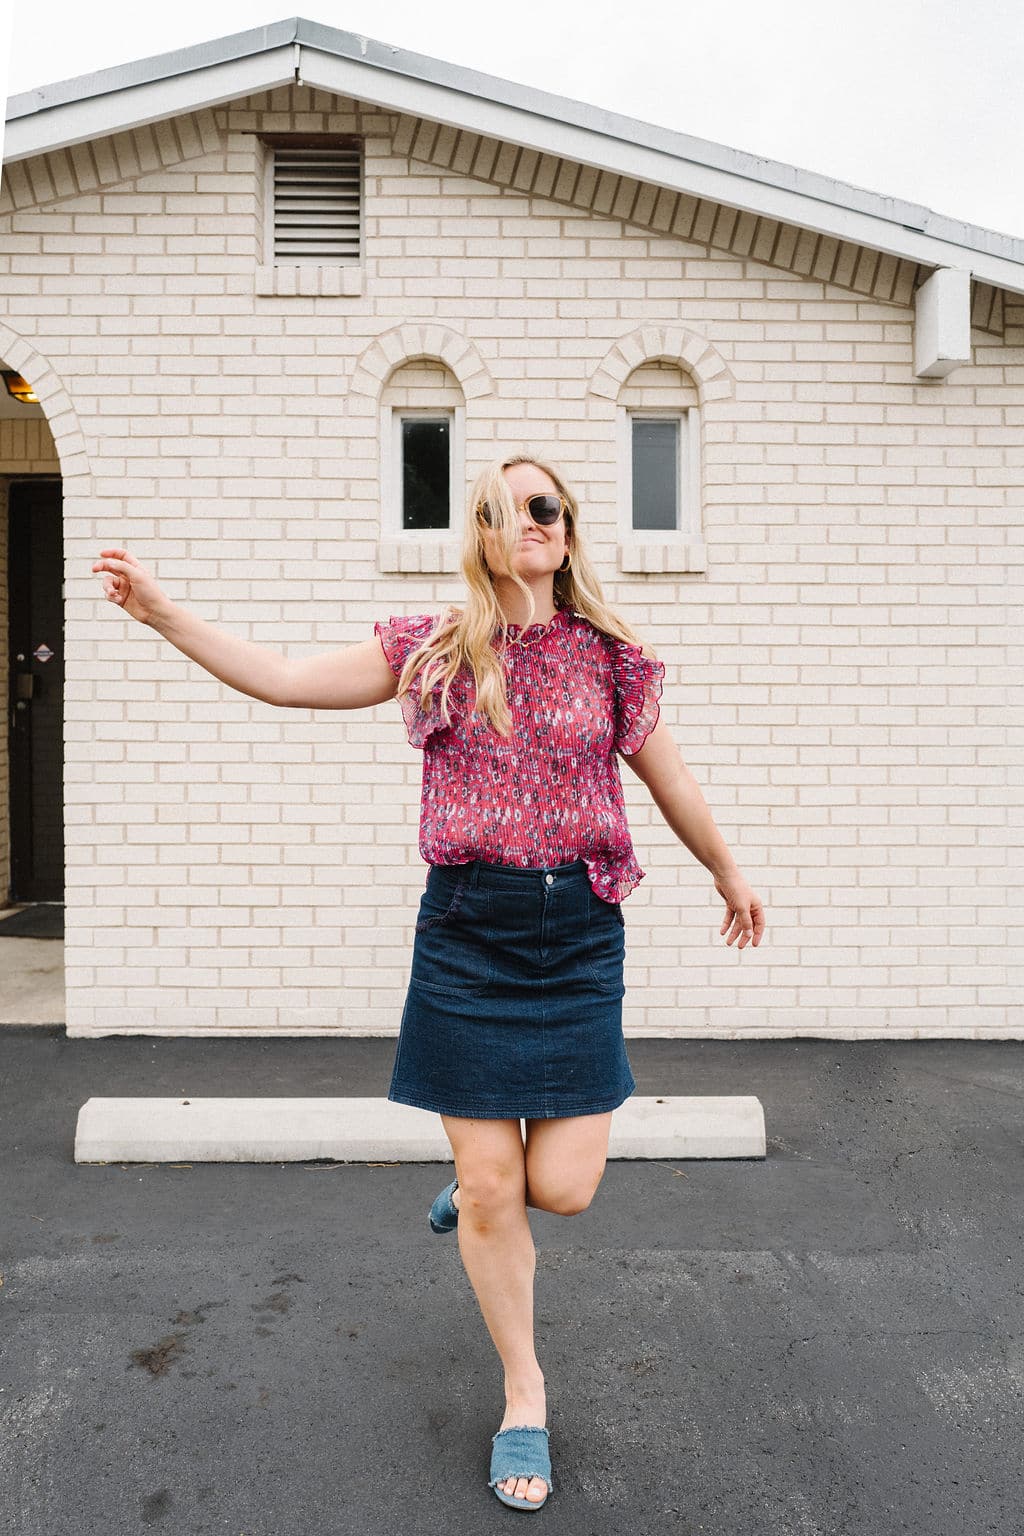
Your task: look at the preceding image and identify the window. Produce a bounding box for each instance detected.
[260,135,362,265]
[615,362,705,572]
[620,404,701,542]
[378,362,466,566]
[400,417,451,531]
[631,418,680,531]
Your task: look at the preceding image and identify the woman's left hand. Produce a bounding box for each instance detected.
[713,869,765,949]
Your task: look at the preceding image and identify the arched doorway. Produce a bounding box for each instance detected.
[0,345,69,915]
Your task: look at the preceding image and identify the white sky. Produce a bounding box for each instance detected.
[3,0,1024,241]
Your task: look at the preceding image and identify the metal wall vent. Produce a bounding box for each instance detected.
[272,143,361,264]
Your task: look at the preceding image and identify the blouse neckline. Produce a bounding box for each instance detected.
[499,607,573,640]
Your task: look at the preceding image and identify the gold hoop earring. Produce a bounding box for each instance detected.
[557,552,571,573]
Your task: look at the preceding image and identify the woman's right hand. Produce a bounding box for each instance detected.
[91,548,170,626]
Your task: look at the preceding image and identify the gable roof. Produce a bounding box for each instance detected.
[6,15,1024,296]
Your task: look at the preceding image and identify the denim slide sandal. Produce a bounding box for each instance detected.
[488,1424,553,1510]
[429,1177,459,1233]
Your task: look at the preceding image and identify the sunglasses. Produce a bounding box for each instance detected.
[476,493,569,528]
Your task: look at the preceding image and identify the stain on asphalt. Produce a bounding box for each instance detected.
[130,1335,186,1377]
[140,1487,172,1523]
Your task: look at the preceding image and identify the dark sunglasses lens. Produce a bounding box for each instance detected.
[528,495,563,524]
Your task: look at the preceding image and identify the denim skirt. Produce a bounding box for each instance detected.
[387,857,636,1120]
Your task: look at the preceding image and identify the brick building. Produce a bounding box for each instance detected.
[1,18,1021,1038]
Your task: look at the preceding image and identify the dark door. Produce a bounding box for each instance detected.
[7,478,64,901]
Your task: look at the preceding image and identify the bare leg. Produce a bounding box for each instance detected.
[440,1114,549,1505]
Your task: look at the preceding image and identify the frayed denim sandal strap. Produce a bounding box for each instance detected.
[429,1178,459,1233]
[488,1425,553,1496]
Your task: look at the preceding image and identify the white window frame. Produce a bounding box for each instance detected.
[618,406,701,543]
[380,404,465,539]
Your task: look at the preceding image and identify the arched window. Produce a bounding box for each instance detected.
[616,361,705,573]
[379,359,466,539]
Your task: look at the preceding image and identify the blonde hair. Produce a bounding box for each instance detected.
[392,451,654,739]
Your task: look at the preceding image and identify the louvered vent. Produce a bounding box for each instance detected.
[272,144,361,263]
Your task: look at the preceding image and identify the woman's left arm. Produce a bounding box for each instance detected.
[620,718,765,950]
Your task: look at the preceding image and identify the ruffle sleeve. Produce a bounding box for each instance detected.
[606,636,665,756]
[374,613,455,750]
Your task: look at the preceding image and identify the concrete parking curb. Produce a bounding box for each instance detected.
[74,1094,765,1162]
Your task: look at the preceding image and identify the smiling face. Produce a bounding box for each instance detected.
[479,461,571,583]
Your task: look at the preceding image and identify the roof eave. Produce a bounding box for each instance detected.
[3,47,297,162]
[5,16,1023,296]
[299,46,1024,295]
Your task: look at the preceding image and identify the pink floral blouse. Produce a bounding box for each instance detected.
[373,607,665,903]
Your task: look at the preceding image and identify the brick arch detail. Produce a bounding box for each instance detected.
[589,325,734,404]
[0,323,92,482]
[347,324,494,407]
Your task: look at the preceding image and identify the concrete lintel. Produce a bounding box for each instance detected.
[74,1094,766,1163]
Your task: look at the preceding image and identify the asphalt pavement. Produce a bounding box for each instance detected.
[1,1027,1021,1536]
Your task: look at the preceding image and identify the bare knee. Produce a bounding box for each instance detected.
[457,1166,527,1219]
[532,1186,594,1217]
[557,1193,593,1217]
[440,1114,527,1220]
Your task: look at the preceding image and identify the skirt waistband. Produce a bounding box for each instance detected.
[433,857,589,890]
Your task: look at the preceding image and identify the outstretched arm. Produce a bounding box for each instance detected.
[93,547,399,710]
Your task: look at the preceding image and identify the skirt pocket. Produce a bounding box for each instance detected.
[414,867,469,932]
[584,888,626,993]
[410,869,496,994]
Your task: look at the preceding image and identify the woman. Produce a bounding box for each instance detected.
[93,451,764,1513]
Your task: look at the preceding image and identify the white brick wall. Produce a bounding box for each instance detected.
[0,85,1021,1038]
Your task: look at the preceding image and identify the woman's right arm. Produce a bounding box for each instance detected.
[92,547,399,710]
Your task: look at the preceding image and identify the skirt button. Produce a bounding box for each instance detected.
[545,873,554,884]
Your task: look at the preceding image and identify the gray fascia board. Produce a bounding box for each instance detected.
[299,48,1024,295]
[5,18,302,119]
[3,48,297,163]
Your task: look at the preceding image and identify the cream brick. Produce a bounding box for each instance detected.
[0,85,1020,1040]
